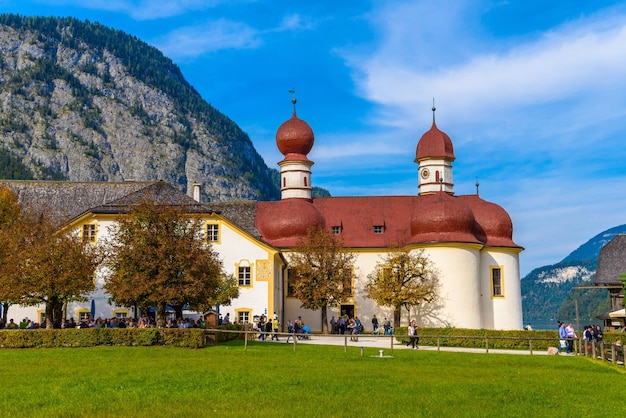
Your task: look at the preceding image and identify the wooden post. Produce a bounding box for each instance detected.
[244,329,248,350]
[344,335,348,353]
[485,337,489,354]
[437,336,440,352]
[600,342,605,362]
[592,340,597,359]
[293,333,297,352]
[390,334,394,355]
[611,344,617,364]
[529,338,533,355]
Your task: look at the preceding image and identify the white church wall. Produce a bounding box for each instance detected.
[480,250,523,330]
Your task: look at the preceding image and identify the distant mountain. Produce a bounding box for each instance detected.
[521,224,626,323]
[0,14,283,202]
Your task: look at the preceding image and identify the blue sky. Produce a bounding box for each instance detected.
[3,0,626,276]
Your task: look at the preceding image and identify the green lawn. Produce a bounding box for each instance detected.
[1,341,624,417]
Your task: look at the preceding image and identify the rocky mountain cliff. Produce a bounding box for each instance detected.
[521,224,626,323]
[0,14,280,202]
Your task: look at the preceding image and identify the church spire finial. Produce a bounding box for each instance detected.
[289,88,297,116]
[475,178,480,196]
[432,98,436,124]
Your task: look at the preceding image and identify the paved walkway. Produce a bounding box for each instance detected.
[274,333,550,356]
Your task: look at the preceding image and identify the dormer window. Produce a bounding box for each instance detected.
[332,226,341,235]
[374,225,384,234]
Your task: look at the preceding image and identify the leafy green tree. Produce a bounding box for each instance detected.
[288,227,356,333]
[365,249,438,327]
[103,199,236,327]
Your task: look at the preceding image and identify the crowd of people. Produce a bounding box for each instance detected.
[0,315,206,330]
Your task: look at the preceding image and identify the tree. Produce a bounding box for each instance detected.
[0,203,101,329]
[288,227,356,333]
[364,249,438,328]
[103,199,236,327]
[0,186,23,321]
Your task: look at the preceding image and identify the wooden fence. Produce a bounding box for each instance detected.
[203,329,625,367]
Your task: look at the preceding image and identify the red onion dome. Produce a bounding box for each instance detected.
[411,191,480,244]
[256,199,324,245]
[458,195,519,247]
[415,122,455,162]
[276,113,314,157]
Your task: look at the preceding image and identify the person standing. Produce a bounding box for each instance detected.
[372,315,379,334]
[407,320,419,349]
[272,317,280,341]
[383,318,391,335]
[330,316,337,334]
[558,321,569,354]
[594,325,603,344]
[565,322,576,354]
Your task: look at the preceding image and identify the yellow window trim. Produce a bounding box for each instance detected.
[204,221,221,244]
[81,222,98,245]
[489,265,505,299]
[235,260,253,288]
[235,308,252,324]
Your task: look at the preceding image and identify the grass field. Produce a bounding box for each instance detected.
[1,340,624,417]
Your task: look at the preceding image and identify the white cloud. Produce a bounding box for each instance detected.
[345,2,626,132]
[154,19,261,59]
[274,14,317,32]
[38,0,226,20]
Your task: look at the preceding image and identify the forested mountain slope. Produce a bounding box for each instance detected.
[522,224,626,323]
[0,14,281,202]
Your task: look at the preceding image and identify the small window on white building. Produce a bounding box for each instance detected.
[237,311,250,324]
[206,223,219,243]
[82,223,97,244]
[238,266,251,287]
[491,267,504,297]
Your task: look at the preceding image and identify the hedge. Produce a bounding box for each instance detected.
[0,328,204,349]
[393,327,625,351]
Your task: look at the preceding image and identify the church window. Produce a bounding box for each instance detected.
[286,269,296,297]
[304,177,308,187]
[341,268,353,296]
[238,266,251,287]
[491,266,504,297]
[283,177,286,187]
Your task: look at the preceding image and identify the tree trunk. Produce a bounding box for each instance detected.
[321,306,328,334]
[46,296,63,329]
[2,302,8,321]
[393,306,402,329]
[173,303,184,321]
[156,302,167,328]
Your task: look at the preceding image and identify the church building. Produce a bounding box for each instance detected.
[1,103,524,330]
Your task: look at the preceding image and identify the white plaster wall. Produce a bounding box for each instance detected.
[417,246,482,328]
[480,250,523,330]
[208,220,276,323]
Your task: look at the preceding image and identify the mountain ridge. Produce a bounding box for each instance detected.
[521,224,626,323]
[0,14,281,202]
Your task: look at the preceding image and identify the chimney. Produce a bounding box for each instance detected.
[192,183,201,202]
